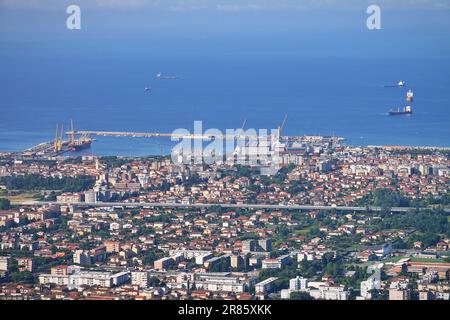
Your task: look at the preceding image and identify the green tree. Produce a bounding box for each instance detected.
[0,198,10,210]
[290,291,313,300]
[0,175,95,192]
[11,271,36,285]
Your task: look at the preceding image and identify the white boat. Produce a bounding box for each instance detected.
[406,89,414,102]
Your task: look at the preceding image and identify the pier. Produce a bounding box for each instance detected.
[7,117,344,160]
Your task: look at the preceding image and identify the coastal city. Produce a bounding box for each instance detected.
[0,135,449,300]
[1,0,450,311]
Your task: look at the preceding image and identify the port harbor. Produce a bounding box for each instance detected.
[5,126,450,161]
[0,81,435,161]
[2,119,345,160]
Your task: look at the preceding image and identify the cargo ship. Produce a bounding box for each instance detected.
[389,105,412,115]
[67,120,92,152]
[69,137,92,151]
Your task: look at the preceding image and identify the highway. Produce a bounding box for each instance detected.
[11,201,450,213]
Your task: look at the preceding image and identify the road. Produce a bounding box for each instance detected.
[11,201,450,213]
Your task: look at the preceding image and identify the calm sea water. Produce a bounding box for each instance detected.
[1,11,449,156]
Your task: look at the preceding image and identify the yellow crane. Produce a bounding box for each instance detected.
[54,123,64,153]
[54,124,59,152]
[59,124,64,151]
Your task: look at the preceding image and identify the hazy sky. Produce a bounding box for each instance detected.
[1,0,450,11]
[0,0,449,59]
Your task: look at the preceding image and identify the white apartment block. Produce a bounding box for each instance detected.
[169,249,212,260]
[39,268,130,290]
[289,276,308,291]
[185,273,250,293]
[255,277,278,294]
[309,284,349,300]
[131,271,151,288]
[0,256,10,271]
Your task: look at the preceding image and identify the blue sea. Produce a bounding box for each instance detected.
[0,8,449,156]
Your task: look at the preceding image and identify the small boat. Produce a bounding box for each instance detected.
[406,89,414,102]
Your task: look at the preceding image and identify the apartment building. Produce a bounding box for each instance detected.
[39,268,130,290]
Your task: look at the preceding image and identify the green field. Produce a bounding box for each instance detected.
[4,192,39,203]
[410,257,448,263]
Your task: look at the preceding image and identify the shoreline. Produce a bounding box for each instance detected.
[2,143,450,158]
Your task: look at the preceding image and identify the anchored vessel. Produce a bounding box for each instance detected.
[387,84,414,116]
[406,89,414,102]
[69,137,92,151]
[389,105,412,115]
[67,120,92,152]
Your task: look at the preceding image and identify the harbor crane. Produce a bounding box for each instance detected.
[54,124,64,153]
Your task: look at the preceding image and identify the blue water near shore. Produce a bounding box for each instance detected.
[0,10,449,156]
